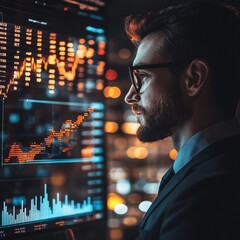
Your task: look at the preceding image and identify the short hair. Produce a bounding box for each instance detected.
[124,1,240,117]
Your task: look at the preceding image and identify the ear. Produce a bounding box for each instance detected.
[184,59,209,97]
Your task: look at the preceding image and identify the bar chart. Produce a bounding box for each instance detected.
[2,184,93,226]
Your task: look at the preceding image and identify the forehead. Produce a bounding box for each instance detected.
[133,31,166,66]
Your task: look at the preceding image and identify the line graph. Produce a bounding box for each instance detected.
[3,106,95,164]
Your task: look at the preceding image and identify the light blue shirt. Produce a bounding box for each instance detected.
[173,119,240,173]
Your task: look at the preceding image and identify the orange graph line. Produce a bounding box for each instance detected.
[4,107,94,163]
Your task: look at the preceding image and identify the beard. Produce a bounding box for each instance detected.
[136,85,189,143]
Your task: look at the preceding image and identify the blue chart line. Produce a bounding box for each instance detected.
[1,184,93,226]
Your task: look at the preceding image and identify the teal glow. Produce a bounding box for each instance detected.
[12,196,26,206]
[9,113,20,124]
[86,26,104,34]
[91,102,105,110]
[82,130,104,136]
[91,112,104,119]
[20,99,88,107]
[93,147,103,154]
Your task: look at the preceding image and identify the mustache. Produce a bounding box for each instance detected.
[131,104,144,115]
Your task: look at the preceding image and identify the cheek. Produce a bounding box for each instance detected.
[141,93,157,114]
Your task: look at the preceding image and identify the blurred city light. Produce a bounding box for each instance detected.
[169,148,178,160]
[104,86,121,98]
[116,179,131,195]
[122,216,138,226]
[105,121,119,133]
[121,122,139,135]
[138,201,152,212]
[108,193,125,211]
[114,203,128,215]
[127,146,148,159]
[105,69,118,80]
[143,182,159,194]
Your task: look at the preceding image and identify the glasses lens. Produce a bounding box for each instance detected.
[132,70,140,91]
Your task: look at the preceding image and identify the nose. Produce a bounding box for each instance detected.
[124,85,141,105]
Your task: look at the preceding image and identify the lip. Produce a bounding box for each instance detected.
[131,105,142,115]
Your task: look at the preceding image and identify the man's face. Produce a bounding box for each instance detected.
[125,32,189,142]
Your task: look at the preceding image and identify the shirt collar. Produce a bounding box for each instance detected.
[173,119,240,173]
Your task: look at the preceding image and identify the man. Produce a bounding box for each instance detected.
[124,1,240,240]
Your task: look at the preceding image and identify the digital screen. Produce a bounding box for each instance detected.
[0,0,107,238]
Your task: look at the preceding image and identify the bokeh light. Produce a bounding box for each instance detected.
[114,204,128,215]
[105,121,119,133]
[105,69,118,81]
[108,193,125,211]
[121,122,139,135]
[118,48,131,59]
[127,146,149,159]
[122,216,138,226]
[104,86,121,98]
[169,148,178,160]
[138,201,152,212]
[116,179,131,195]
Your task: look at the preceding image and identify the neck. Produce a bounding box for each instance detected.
[171,107,226,151]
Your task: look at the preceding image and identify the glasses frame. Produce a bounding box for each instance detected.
[128,62,178,94]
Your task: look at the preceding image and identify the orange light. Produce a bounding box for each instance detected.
[59,41,65,46]
[81,147,93,158]
[77,82,84,91]
[67,42,73,48]
[107,193,125,211]
[96,79,104,90]
[104,121,119,133]
[103,86,110,97]
[127,147,135,158]
[103,86,121,98]
[134,147,148,159]
[79,38,85,44]
[122,217,138,226]
[98,49,105,55]
[88,40,95,45]
[58,81,65,86]
[86,48,94,58]
[121,122,139,135]
[108,87,121,98]
[127,146,148,159]
[169,149,178,160]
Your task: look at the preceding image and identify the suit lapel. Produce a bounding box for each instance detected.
[140,164,192,228]
[140,134,240,228]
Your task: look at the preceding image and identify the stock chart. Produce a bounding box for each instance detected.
[0,0,107,238]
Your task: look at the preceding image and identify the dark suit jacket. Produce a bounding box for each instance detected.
[136,134,240,240]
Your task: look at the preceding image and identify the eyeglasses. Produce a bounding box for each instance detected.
[128,62,177,94]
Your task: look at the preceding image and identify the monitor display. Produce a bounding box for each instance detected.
[0,0,107,239]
